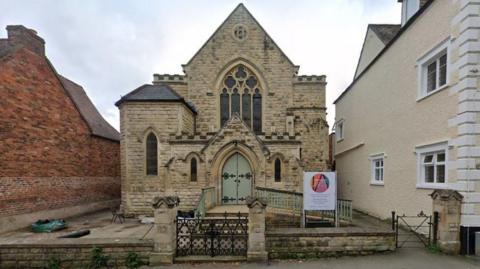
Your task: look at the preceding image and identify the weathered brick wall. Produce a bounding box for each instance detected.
[267,228,395,259]
[0,46,120,217]
[0,239,153,269]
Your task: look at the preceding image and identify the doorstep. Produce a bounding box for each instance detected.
[174,255,247,263]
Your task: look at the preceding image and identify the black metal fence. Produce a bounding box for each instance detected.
[391,211,439,248]
[176,212,248,257]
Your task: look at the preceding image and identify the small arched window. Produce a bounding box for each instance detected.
[190,158,197,182]
[146,133,158,175]
[274,158,281,182]
[220,65,262,133]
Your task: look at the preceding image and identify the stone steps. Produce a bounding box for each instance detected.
[175,255,247,263]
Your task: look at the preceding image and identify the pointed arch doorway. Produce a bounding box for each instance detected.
[221,153,252,204]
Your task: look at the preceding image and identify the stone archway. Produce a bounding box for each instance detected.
[221,152,253,204]
[208,140,262,205]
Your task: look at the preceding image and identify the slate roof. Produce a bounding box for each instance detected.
[59,75,120,141]
[115,84,197,114]
[369,24,401,45]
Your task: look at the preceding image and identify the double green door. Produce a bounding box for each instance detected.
[221,153,252,204]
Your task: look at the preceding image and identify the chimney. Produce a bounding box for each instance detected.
[6,25,45,56]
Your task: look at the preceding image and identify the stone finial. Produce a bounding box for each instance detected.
[430,189,463,201]
[246,196,267,208]
[152,196,180,209]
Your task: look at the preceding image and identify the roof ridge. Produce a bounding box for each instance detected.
[184,3,297,69]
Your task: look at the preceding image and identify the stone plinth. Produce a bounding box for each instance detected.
[430,190,463,254]
[246,196,268,262]
[149,196,179,265]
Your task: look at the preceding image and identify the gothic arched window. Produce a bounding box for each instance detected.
[220,65,262,133]
[190,158,197,182]
[274,158,281,182]
[146,133,158,175]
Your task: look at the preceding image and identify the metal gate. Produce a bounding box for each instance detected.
[176,213,248,257]
[392,211,438,248]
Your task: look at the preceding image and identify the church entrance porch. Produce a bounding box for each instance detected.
[221,153,253,205]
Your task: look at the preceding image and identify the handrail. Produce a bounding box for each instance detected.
[255,186,303,196]
[254,187,353,222]
[194,187,216,218]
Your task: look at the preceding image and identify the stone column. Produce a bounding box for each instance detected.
[149,196,179,265]
[246,196,268,262]
[430,190,463,254]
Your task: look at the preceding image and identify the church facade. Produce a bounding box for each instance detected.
[116,4,329,216]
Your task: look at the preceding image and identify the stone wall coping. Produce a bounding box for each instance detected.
[0,238,154,248]
[266,227,394,237]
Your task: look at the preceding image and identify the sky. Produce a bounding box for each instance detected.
[0,0,401,131]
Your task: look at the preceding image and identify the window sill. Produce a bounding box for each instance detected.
[336,138,344,143]
[416,84,449,102]
[416,183,449,190]
[370,181,384,186]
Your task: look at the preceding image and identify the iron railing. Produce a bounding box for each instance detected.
[194,187,216,218]
[255,187,353,222]
[176,212,248,257]
[255,187,303,213]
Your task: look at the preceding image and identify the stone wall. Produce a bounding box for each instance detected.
[266,227,395,259]
[120,4,329,215]
[0,239,153,269]
[120,102,193,215]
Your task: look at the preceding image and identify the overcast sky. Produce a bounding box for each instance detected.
[0,0,401,130]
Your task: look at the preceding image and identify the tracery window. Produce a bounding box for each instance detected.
[220,65,262,133]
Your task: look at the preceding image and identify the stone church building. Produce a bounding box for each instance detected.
[116,4,329,216]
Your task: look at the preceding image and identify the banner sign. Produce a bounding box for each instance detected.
[303,172,336,211]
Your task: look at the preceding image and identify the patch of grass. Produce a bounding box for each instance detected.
[426,244,442,254]
[89,246,110,269]
[46,257,61,269]
[126,252,145,269]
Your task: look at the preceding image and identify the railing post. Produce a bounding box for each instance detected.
[432,211,439,245]
[391,211,396,231]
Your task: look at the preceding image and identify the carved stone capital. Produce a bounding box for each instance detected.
[430,190,463,201]
[246,196,267,209]
[152,196,180,209]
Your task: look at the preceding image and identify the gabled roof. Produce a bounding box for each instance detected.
[1,25,120,142]
[115,84,197,114]
[369,24,401,45]
[184,3,298,70]
[334,0,434,104]
[59,75,120,141]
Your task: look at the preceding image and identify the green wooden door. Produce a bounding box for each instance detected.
[221,153,252,204]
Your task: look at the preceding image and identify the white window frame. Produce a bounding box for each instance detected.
[416,38,450,101]
[415,141,448,189]
[335,120,344,142]
[369,153,385,186]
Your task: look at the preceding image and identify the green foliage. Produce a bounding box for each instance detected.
[46,257,61,269]
[89,246,110,269]
[125,252,145,269]
[426,244,442,253]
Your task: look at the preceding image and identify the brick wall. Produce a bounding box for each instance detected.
[0,39,120,217]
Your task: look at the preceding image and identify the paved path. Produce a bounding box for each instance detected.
[159,248,480,269]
